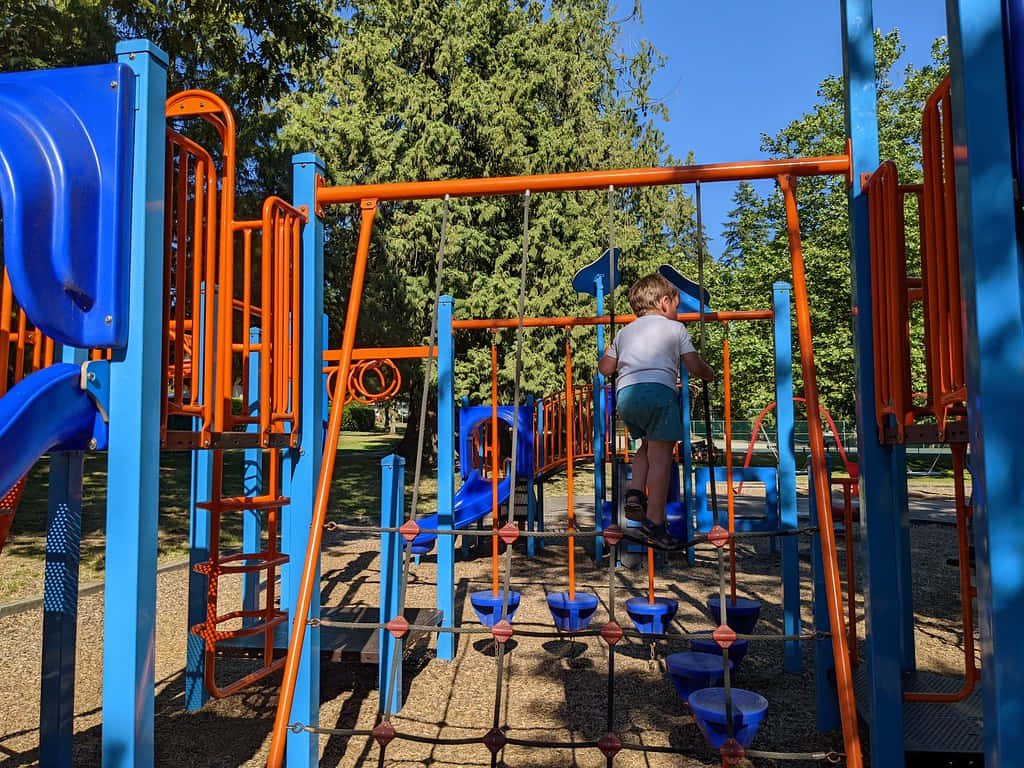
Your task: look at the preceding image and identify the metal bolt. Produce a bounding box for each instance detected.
[128,53,136,60]
[109,81,118,89]
[88,438,98,450]
[87,372,97,382]
[105,315,113,324]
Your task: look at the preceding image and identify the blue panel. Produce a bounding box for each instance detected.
[948,2,1024,764]
[0,63,135,349]
[0,364,103,498]
[572,248,620,296]
[693,466,778,533]
[658,264,711,313]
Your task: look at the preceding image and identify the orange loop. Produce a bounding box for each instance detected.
[328,359,403,406]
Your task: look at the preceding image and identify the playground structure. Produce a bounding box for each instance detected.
[0,1,1022,766]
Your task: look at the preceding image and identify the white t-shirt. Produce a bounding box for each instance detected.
[605,314,696,391]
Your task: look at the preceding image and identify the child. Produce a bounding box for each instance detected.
[597,273,714,549]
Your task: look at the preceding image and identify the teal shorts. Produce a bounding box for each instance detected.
[616,383,684,442]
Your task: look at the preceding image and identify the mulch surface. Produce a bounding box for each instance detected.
[0,491,974,767]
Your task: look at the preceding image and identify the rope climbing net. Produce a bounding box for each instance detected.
[268,182,856,767]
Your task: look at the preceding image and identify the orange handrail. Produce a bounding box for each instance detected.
[779,174,863,768]
[317,155,851,205]
[267,199,378,768]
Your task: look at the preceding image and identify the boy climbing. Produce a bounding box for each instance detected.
[598,272,715,549]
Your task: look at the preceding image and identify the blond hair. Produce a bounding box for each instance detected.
[628,273,677,314]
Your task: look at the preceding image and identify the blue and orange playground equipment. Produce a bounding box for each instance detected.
[1,1,1024,765]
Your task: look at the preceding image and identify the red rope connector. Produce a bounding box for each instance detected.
[385,615,410,639]
[600,621,624,646]
[598,731,622,759]
[720,737,745,766]
[398,520,420,543]
[498,522,520,545]
[602,524,624,546]
[372,720,396,747]
[482,727,506,754]
[712,624,737,649]
[708,525,729,548]
[492,619,514,643]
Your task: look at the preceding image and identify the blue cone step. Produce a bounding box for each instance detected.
[546,591,599,632]
[470,590,521,626]
[706,596,762,635]
[625,596,678,635]
[665,652,733,702]
[687,687,768,749]
[690,637,749,668]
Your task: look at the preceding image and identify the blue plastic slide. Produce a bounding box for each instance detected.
[0,364,105,499]
[408,469,512,554]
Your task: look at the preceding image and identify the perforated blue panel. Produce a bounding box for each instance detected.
[0,63,135,348]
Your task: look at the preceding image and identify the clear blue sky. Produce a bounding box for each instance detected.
[617,1,948,256]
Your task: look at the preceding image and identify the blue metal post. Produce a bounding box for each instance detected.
[773,282,801,672]
[39,445,83,768]
[948,3,1024,764]
[39,344,86,766]
[379,455,405,712]
[185,285,214,710]
[593,275,606,562]
[841,2,907,762]
[809,464,840,732]
[436,295,456,660]
[103,39,166,768]
[283,152,325,766]
[242,327,262,624]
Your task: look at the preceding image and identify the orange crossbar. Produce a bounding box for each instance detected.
[451,310,771,330]
[317,156,851,205]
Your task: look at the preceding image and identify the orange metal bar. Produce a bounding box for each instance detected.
[490,335,500,597]
[317,155,851,206]
[452,310,771,330]
[267,199,378,768]
[325,346,439,361]
[565,334,575,601]
[779,175,863,768]
[904,442,978,702]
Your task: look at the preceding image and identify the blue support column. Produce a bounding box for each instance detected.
[810,465,840,732]
[186,284,214,711]
[841,2,907,762]
[947,3,1024,764]
[436,296,456,660]
[379,455,405,713]
[593,276,606,563]
[773,282,801,672]
[39,445,83,768]
[282,152,325,766]
[103,39,167,768]
[242,327,263,624]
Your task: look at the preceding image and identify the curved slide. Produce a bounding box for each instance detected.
[0,364,105,500]
[408,469,512,554]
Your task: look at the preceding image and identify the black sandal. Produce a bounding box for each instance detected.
[624,489,647,521]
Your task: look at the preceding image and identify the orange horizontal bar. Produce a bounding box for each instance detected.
[324,346,440,361]
[451,310,772,330]
[317,156,850,205]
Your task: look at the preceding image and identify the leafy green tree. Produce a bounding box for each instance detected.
[0,0,115,71]
[274,0,699,460]
[713,30,948,422]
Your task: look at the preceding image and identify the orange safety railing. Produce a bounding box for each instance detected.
[163,90,304,448]
[920,76,967,438]
[535,384,595,477]
[866,76,967,443]
[867,160,913,442]
[1,268,57,397]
